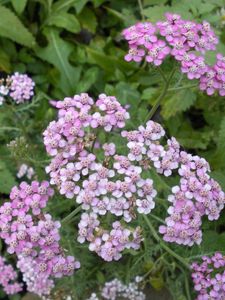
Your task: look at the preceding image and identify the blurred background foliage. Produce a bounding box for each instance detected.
[0,0,225,299]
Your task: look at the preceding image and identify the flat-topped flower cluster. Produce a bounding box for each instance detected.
[87,276,145,300]
[0,72,35,105]
[191,252,225,299]
[0,181,80,297]
[43,93,225,263]
[0,256,22,295]
[123,13,225,96]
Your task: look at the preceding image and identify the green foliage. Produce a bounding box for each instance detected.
[0,161,16,194]
[0,0,224,299]
[0,5,34,47]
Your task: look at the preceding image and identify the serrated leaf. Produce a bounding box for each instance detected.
[0,48,11,72]
[162,89,196,119]
[0,5,35,47]
[0,161,16,194]
[11,0,27,14]
[48,12,81,33]
[218,116,225,150]
[35,29,81,94]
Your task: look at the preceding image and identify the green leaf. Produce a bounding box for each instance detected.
[35,29,81,94]
[0,5,35,47]
[48,12,81,33]
[78,7,97,33]
[218,116,225,150]
[86,47,135,73]
[143,6,171,22]
[11,0,27,14]
[162,89,197,119]
[114,82,140,107]
[73,0,89,13]
[52,0,77,12]
[0,48,11,72]
[76,67,99,93]
[0,161,16,194]
[141,87,157,101]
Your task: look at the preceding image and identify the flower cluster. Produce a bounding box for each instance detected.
[0,181,80,297]
[0,72,35,105]
[17,163,35,180]
[122,121,225,247]
[87,276,145,300]
[44,93,225,260]
[158,150,225,246]
[43,93,158,261]
[123,14,225,96]
[0,256,22,295]
[191,252,225,299]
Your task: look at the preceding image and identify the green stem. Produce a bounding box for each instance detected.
[168,84,198,91]
[144,68,176,122]
[137,0,145,20]
[0,127,21,131]
[149,213,166,224]
[143,214,190,269]
[61,205,82,225]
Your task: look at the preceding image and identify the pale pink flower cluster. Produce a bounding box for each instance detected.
[9,72,35,103]
[0,256,22,295]
[87,276,145,300]
[43,94,157,261]
[0,181,80,297]
[44,93,225,260]
[191,252,225,299]
[0,72,35,105]
[17,163,35,180]
[123,14,225,96]
[122,122,225,247]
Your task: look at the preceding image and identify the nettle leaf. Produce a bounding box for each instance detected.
[35,29,81,94]
[48,12,81,33]
[0,161,16,194]
[0,5,35,47]
[218,116,225,150]
[162,89,197,119]
[11,0,27,14]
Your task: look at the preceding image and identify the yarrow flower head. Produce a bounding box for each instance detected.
[0,256,22,295]
[0,72,35,105]
[122,14,225,96]
[9,72,35,104]
[87,276,146,300]
[191,252,225,299]
[44,92,225,260]
[0,181,80,297]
